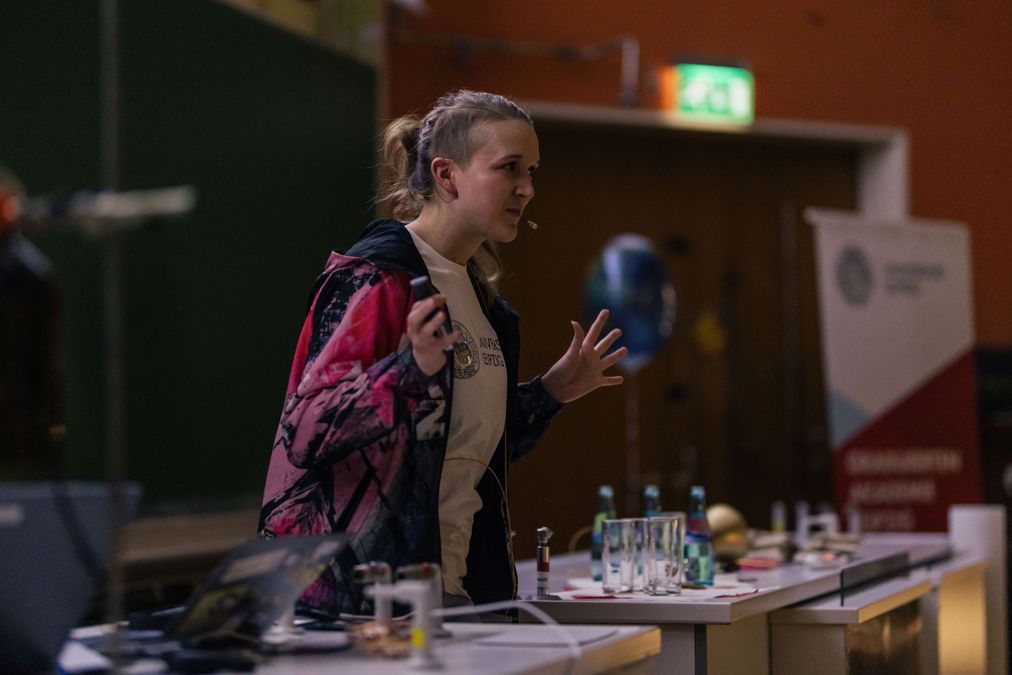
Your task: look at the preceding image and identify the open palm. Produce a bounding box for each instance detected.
[542,309,628,404]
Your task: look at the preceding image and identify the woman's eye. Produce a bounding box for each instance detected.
[503,161,517,171]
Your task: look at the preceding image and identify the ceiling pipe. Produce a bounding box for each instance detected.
[390,27,641,107]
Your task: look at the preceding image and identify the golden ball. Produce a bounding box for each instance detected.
[707,503,748,561]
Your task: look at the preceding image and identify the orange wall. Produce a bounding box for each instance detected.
[387,2,1012,346]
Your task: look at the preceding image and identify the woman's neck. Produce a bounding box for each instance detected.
[406,211,482,266]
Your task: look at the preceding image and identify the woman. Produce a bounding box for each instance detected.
[259,90,627,614]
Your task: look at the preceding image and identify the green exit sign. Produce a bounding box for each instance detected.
[674,64,754,126]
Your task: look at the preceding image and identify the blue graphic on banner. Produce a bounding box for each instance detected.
[829,390,870,447]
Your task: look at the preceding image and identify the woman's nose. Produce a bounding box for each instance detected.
[515,176,534,200]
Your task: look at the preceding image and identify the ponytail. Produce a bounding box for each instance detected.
[379,116,424,220]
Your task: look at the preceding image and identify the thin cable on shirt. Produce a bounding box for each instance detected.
[443,456,507,503]
[444,430,518,591]
[442,429,519,598]
[334,455,501,626]
[433,599,582,673]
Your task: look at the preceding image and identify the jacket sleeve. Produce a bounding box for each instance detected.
[275,266,448,470]
[508,375,563,463]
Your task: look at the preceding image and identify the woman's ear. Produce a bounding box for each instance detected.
[430,157,457,200]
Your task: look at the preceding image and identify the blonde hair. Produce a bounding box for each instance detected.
[380,90,533,300]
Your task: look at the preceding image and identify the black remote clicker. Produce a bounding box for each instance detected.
[409,275,454,338]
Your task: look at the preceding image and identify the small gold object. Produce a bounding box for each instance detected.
[708,503,749,561]
[527,220,538,230]
[348,619,412,658]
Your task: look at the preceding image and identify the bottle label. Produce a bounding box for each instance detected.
[537,570,549,595]
[684,536,715,585]
[687,517,710,536]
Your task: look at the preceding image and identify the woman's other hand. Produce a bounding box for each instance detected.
[408,294,459,375]
[541,309,627,404]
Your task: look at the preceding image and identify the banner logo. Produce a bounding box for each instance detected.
[836,245,873,306]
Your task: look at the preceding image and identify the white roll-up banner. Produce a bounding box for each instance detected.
[810,208,982,531]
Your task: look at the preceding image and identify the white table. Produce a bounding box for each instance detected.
[769,574,932,675]
[256,623,660,674]
[915,554,989,675]
[64,622,661,675]
[769,552,986,675]
[520,537,958,675]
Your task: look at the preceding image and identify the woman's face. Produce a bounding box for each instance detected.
[451,119,539,244]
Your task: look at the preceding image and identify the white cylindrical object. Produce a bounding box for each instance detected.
[795,501,810,548]
[375,594,392,626]
[429,562,444,632]
[771,500,787,533]
[949,504,1008,675]
[366,580,442,670]
[403,581,439,670]
[846,502,862,536]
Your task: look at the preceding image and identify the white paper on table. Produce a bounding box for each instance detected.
[58,641,112,672]
[563,577,602,591]
[474,626,618,647]
[560,577,763,601]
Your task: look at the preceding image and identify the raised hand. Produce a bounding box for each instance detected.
[541,309,628,404]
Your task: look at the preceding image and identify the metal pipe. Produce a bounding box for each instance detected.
[99,0,126,667]
[392,28,641,106]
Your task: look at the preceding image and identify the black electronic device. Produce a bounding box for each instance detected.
[165,647,260,673]
[163,534,346,645]
[409,275,454,338]
[0,482,142,674]
[103,535,346,669]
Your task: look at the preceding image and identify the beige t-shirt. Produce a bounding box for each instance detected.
[408,230,507,598]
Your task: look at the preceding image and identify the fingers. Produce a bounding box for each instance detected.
[408,294,446,329]
[599,374,624,387]
[420,306,447,335]
[409,294,457,360]
[422,311,458,349]
[410,295,452,335]
[569,320,585,349]
[594,327,622,356]
[600,346,628,370]
[439,331,460,351]
[583,309,610,345]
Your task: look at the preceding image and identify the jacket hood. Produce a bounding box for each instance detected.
[341,219,427,278]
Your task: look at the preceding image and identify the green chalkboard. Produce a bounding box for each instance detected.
[1,1,376,510]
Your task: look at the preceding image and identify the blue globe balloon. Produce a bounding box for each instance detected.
[584,234,677,373]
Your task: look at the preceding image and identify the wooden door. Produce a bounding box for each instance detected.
[501,121,858,559]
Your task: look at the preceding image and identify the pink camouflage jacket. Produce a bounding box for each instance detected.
[259,220,562,614]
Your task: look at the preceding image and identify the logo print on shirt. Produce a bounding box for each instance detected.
[452,320,479,379]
